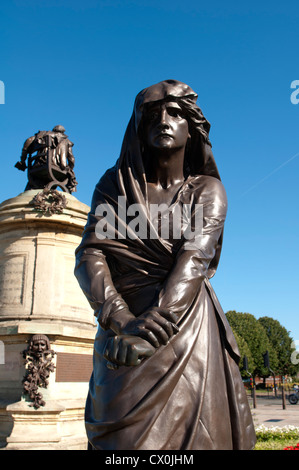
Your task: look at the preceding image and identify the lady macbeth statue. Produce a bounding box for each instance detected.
[75,80,256,450]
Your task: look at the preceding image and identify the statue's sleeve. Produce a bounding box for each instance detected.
[74,175,129,329]
[21,135,35,160]
[157,178,227,320]
[75,247,129,329]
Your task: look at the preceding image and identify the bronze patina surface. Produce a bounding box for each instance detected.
[75,80,256,450]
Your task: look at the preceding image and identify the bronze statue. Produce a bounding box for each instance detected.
[15,125,78,193]
[22,334,55,409]
[75,80,256,450]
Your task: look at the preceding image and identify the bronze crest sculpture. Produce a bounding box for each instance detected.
[22,335,55,409]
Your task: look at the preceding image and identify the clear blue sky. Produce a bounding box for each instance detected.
[1,1,298,348]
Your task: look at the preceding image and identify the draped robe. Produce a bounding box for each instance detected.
[74,80,256,450]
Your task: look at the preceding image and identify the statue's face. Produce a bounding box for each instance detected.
[143,101,190,152]
[31,338,48,356]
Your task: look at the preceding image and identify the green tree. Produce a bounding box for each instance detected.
[258,316,299,377]
[231,328,254,378]
[226,311,278,377]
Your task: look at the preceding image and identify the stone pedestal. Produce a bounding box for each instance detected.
[0,190,96,450]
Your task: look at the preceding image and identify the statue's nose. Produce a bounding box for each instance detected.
[158,109,170,127]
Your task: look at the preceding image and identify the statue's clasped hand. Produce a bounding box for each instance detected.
[103,335,156,369]
[108,306,179,348]
[104,307,179,369]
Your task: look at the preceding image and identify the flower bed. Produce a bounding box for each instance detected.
[284,443,299,450]
[254,425,299,450]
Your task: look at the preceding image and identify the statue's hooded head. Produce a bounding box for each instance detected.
[115,80,223,278]
[117,80,220,190]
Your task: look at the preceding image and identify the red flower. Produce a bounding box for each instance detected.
[284,443,299,450]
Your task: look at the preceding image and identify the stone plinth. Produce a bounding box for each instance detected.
[0,190,96,450]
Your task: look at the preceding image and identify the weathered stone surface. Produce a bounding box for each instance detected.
[0,190,94,327]
[0,190,96,450]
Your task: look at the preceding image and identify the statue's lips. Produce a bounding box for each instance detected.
[156,133,173,139]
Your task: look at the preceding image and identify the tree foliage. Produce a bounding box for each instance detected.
[226,311,278,377]
[231,328,254,378]
[226,311,299,379]
[258,316,298,376]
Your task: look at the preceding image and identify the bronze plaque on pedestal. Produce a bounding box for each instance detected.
[55,352,93,382]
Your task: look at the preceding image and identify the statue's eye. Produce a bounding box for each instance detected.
[148,111,159,121]
[168,108,183,118]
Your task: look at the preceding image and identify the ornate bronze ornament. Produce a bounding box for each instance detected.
[22,334,56,409]
[32,188,67,215]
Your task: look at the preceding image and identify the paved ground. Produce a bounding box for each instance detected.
[247,395,299,428]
